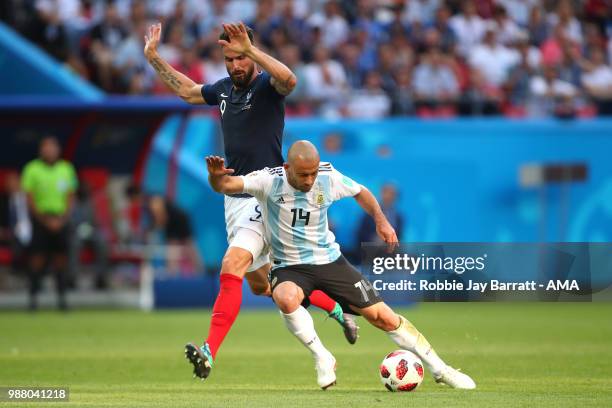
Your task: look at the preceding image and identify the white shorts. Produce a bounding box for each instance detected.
[224,196,269,272]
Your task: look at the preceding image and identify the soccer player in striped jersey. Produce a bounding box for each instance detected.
[145,23,357,380]
[205,141,476,390]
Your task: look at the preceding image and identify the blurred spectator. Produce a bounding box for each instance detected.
[113,21,154,94]
[540,24,571,66]
[203,45,228,84]
[528,64,578,117]
[322,132,343,154]
[492,4,521,45]
[83,1,128,91]
[69,184,109,290]
[162,0,199,48]
[173,47,205,88]
[197,0,233,39]
[345,70,392,118]
[413,47,459,112]
[353,0,386,45]
[278,44,308,111]
[461,68,504,115]
[303,46,349,117]
[307,0,350,49]
[247,0,278,46]
[125,185,202,276]
[558,43,583,87]
[506,41,539,107]
[275,0,308,45]
[338,43,366,89]
[527,6,549,47]
[128,0,148,27]
[513,32,542,70]
[21,136,77,311]
[582,22,608,57]
[429,5,457,53]
[31,0,72,62]
[449,0,487,56]
[376,43,400,92]
[547,0,583,45]
[582,47,612,115]
[357,183,404,245]
[498,0,537,27]
[468,23,520,89]
[383,3,411,41]
[157,24,185,66]
[403,0,442,26]
[0,172,31,276]
[390,68,415,115]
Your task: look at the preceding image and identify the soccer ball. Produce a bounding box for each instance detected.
[379,350,425,392]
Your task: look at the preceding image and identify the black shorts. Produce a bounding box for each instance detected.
[29,216,69,255]
[270,255,383,312]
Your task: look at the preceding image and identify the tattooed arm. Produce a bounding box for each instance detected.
[144,23,205,104]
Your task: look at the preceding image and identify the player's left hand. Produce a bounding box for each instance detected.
[206,155,235,177]
[218,22,253,55]
[376,221,399,252]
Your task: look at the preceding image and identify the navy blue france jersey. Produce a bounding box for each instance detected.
[201,71,285,179]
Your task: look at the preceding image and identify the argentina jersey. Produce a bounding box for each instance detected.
[241,162,362,269]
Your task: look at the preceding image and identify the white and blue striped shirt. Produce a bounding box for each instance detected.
[241,162,362,269]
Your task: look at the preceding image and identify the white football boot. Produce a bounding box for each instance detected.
[315,353,337,390]
[434,366,476,389]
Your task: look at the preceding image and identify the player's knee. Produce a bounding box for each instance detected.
[272,285,301,313]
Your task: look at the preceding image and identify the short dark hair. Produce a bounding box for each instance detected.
[219,26,255,44]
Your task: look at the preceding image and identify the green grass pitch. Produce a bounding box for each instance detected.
[1,302,611,407]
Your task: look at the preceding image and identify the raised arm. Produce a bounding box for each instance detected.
[353,186,398,245]
[206,156,244,195]
[144,23,205,104]
[219,23,297,96]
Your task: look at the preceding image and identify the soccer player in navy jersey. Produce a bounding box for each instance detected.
[144,22,357,380]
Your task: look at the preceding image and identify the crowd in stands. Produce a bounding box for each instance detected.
[2,0,612,117]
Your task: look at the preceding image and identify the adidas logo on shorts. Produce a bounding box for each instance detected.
[276,196,285,204]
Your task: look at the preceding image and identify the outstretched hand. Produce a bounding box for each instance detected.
[218,22,253,54]
[144,22,162,58]
[376,220,399,252]
[206,155,235,177]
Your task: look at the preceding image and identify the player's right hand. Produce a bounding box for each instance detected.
[376,220,399,253]
[206,155,235,177]
[144,23,162,58]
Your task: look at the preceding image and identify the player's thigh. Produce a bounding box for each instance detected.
[224,196,264,244]
[226,197,270,273]
[226,226,266,277]
[314,255,383,312]
[245,264,271,296]
[270,266,316,308]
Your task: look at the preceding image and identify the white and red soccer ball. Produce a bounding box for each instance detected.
[379,350,425,392]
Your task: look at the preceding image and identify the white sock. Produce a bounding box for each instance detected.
[387,315,447,377]
[281,306,330,361]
